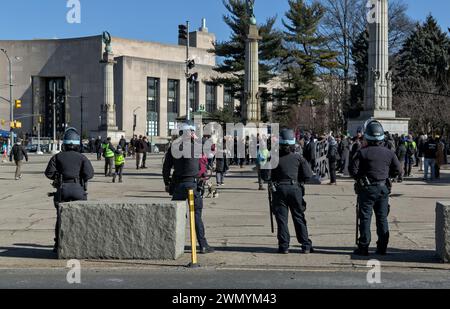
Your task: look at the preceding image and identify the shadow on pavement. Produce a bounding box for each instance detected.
[0,246,55,259]
[315,246,438,262]
[200,245,441,264]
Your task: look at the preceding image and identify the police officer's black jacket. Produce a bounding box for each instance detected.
[271,149,313,184]
[45,150,94,182]
[163,139,201,185]
[349,144,401,182]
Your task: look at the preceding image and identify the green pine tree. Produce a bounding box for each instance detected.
[396,15,450,92]
[280,0,338,107]
[349,29,369,117]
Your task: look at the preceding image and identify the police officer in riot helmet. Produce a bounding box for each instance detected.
[269,129,314,254]
[45,128,94,253]
[162,123,214,254]
[349,120,401,256]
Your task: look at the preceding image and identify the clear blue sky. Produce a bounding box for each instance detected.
[0,0,448,44]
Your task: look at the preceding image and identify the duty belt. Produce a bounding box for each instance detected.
[275,180,298,185]
[63,178,80,184]
[174,176,197,183]
[368,180,386,186]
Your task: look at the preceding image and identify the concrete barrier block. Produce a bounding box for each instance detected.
[58,200,186,260]
[436,201,450,263]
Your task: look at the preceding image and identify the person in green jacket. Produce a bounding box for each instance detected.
[405,135,417,177]
[102,137,116,177]
[113,146,125,183]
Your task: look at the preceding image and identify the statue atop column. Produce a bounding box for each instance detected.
[246,0,257,25]
[243,0,262,123]
[103,31,112,54]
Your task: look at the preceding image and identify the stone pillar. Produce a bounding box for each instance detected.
[347,0,409,136]
[364,0,392,113]
[243,24,261,123]
[436,201,450,263]
[100,51,118,131]
[96,33,125,144]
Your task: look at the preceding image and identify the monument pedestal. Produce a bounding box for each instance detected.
[348,110,409,136]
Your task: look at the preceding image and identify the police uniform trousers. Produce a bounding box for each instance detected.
[358,184,390,249]
[172,180,208,248]
[54,182,87,246]
[272,184,312,250]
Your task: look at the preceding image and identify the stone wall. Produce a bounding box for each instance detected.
[58,200,187,260]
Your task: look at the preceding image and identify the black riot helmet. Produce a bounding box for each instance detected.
[279,129,296,154]
[62,127,81,151]
[364,120,385,142]
[279,129,296,145]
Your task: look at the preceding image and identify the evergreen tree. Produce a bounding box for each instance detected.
[212,0,283,103]
[396,15,450,92]
[277,0,338,122]
[349,30,369,117]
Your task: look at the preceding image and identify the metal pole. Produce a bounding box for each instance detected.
[80,94,83,151]
[186,21,190,122]
[9,54,13,147]
[53,82,57,151]
[1,49,14,147]
[37,119,42,155]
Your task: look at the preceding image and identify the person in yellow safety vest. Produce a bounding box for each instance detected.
[113,146,125,183]
[102,137,116,177]
[404,135,417,177]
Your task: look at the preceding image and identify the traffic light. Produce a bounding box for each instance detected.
[11,121,22,129]
[188,73,199,83]
[178,24,188,40]
[15,99,22,108]
[1,119,5,126]
[38,116,43,124]
[187,59,196,70]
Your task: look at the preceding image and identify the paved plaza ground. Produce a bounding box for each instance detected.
[0,153,449,288]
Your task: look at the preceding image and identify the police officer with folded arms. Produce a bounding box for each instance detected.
[45,128,94,253]
[349,120,401,256]
[268,129,314,254]
[162,123,214,254]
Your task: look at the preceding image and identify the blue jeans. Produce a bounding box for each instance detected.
[216,172,224,185]
[424,158,435,180]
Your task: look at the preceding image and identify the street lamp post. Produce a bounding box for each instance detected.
[133,107,141,137]
[1,49,13,148]
[52,81,58,153]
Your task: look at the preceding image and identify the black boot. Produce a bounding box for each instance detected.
[376,242,388,255]
[200,246,215,254]
[353,246,369,256]
[278,247,289,254]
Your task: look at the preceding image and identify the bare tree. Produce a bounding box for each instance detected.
[394,79,450,136]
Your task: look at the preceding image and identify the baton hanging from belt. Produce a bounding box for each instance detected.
[355,198,360,246]
[268,183,275,234]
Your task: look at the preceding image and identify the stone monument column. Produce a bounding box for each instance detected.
[243,0,262,123]
[97,32,125,143]
[347,0,409,135]
[364,0,392,114]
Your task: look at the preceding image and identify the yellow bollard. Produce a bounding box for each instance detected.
[187,189,200,268]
